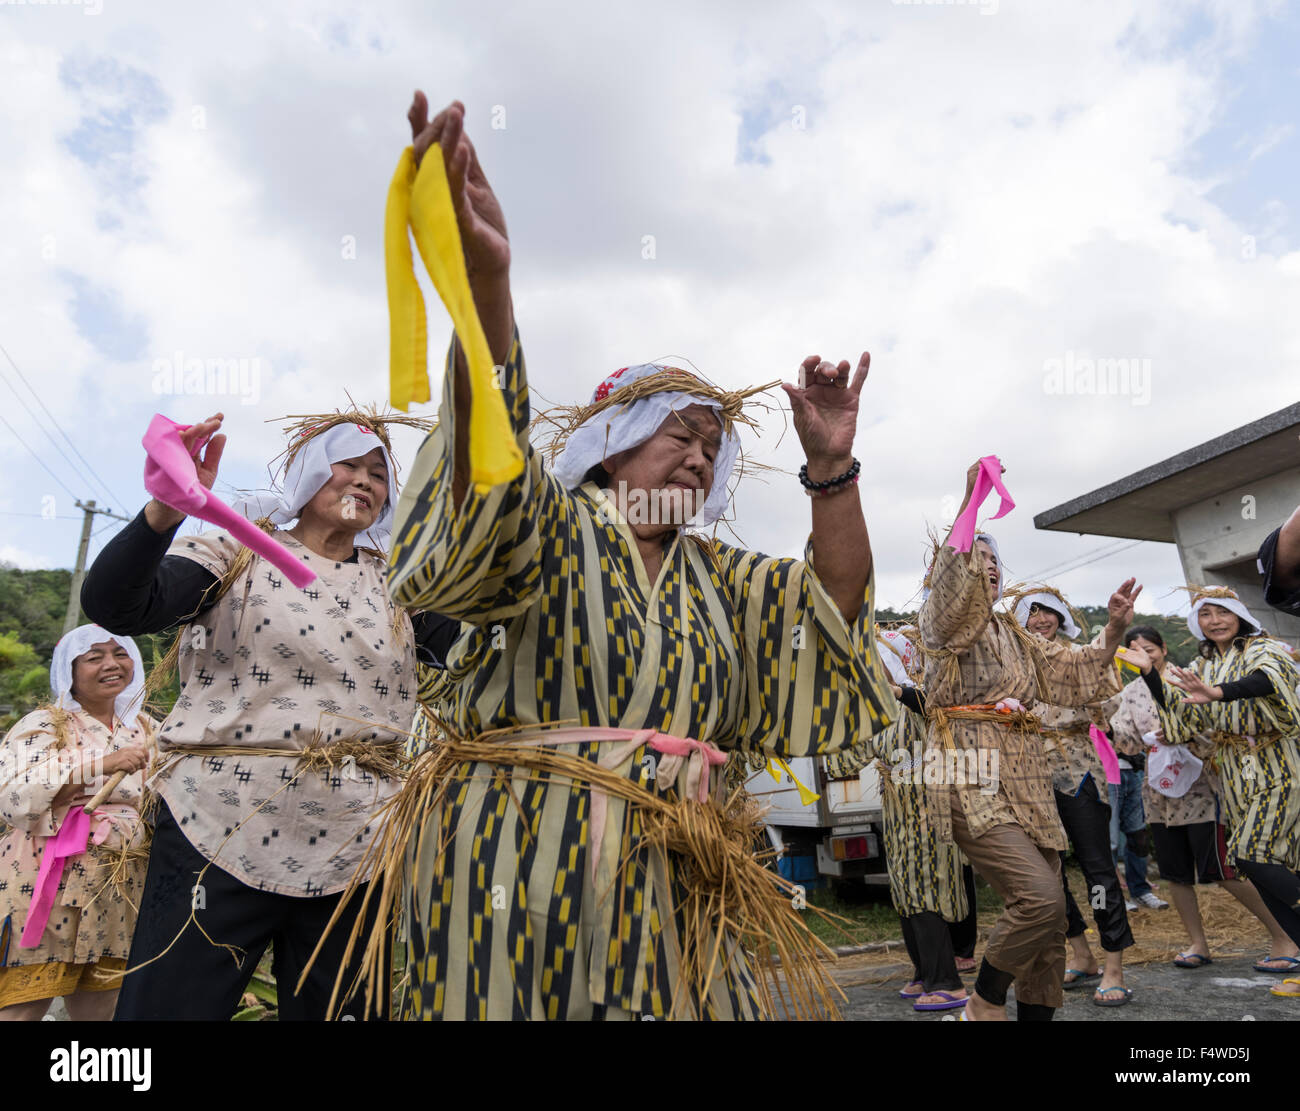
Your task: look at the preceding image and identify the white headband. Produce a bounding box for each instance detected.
[1015,591,1081,640]
[51,624,145,721]
[233,423,397,551]
[1187,595,1262,641]
[550,364,742,528]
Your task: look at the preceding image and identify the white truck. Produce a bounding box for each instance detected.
[745,755,889,891]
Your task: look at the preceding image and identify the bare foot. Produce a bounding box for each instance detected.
[964,993,1007,1021]
[917,989,968,1008]
[901,980,924,996]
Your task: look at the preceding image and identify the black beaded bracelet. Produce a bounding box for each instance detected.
[798,458,860,492]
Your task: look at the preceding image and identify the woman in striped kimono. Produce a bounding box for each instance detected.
[383,95,894,1020]
[826,627,970,1013]
[1127,587,1300,998]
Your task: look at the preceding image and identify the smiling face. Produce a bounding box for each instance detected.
[1198,602,1244,647]
[1025,602,1062,639]
[1129,634,1167,672]
[299,446,390,535]
[70,640,133,709]
[604,404,722,533]
[974,539,1000,594]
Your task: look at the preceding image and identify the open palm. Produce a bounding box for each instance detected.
[782,352,870,463]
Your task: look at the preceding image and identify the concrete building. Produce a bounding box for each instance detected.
[1035,402,1300,648]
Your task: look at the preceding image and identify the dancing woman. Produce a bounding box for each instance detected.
[82,410,458,1020]
[0,627,153,1020]
[378,94,895,1020]
[919,460,1139,1021]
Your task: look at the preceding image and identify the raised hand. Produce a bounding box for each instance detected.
[145,413,225,533]
[408,92,510,288]
[1118,640,1153,673]
[1107,578,1142,629]
[1166,665,1221,705]
[782,352,870,473]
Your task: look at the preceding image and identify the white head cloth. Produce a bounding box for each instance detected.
[1015,591,1081,640]
[1187,593,1262,641]
[51,624,146,722]
[550,364,742,528]
[233,423,397,551]
[876,627,919,687]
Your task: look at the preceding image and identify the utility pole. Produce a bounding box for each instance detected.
[62,499,131,637]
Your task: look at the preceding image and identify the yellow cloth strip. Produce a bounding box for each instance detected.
[768,756,821,805]
[384,144,523,489]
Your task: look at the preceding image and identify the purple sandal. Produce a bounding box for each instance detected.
[914,991,969,1012]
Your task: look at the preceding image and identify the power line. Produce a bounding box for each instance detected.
[0,367,106,505]
[0,511,82,519]
[1023,537,1146,582]
[0,340,128,511]
[0,410,80,500]
[1028,538,1147,582]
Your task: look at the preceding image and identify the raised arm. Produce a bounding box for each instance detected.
[1275,505,1300,592]
[782,352,872,623]
[408,94,515,512]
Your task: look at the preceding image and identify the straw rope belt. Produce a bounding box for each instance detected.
[156,737,410,781]
[1206,730,1289,774]
[346,720,844,1020]
[927,703,1041,753]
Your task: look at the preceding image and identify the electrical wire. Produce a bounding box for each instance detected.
[0,411,80,500]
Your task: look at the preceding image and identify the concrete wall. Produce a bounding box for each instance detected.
[1170,465,1300,648]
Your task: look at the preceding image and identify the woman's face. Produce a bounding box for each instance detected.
[1025,603,1062,639]
[300,447,389,534]
[1129,634,1166,671]
[1198,602,1243,645]
[974,539,999,593]
[71,640,133,707]
[604,404,721,533]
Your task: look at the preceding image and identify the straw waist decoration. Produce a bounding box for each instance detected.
[1206,730,1289,756]
[453,725,728,884]
[927,702,1041,752]
[155,737,410,782]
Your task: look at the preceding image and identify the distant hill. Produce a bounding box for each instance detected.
[0,563,177,728]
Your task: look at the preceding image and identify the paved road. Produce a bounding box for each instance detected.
[831,950,1300,1021]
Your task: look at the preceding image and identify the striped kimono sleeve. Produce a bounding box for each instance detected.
[715,537,894,762]
[1147,664,1213,748]
[387,329,555,623]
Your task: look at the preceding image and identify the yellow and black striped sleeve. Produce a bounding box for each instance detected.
[714,537,894,762]
[387,329,558,624]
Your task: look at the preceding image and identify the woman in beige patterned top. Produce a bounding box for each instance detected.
[0,627,153,1020]
[1115,627,1299,975]
[82,412,459,1020]
[919,460,1140,1022]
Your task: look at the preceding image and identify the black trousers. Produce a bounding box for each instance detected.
[1055,785,1134,953]
[900,912,963,993]
[1236,860,1300,949]
[114,801,388,1021]
[948,864,978,958]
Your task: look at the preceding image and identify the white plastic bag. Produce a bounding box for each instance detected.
[1147,742,1203,799]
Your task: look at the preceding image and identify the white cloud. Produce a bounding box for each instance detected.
[1,0,1296,619]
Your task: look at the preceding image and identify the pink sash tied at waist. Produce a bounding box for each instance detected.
[19,807,112,948]
[490,726,727,883]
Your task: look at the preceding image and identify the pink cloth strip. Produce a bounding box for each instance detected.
[495,726,727,882]
[947,455,1015,553]
[19,805,110,948]
[143,414,316,590]
[1089,723,1122,786]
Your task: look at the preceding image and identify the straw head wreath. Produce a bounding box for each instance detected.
[232,401,436,554]
[1002,582,1087,642]
[531,363,782,528]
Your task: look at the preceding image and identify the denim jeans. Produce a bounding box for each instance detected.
[1107,769,1151,899]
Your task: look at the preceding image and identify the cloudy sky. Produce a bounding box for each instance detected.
[2,0,1299,620]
